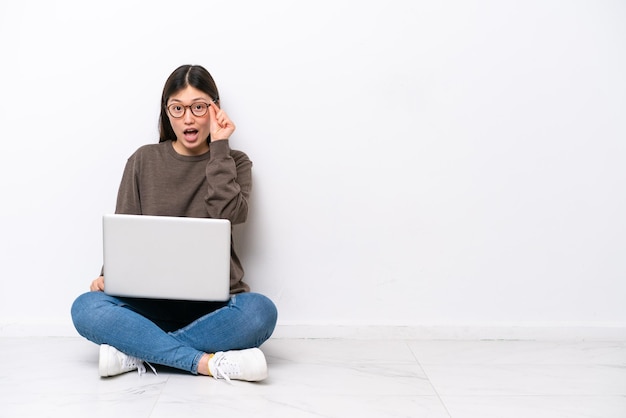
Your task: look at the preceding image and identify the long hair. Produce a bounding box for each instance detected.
[158,65,220,143]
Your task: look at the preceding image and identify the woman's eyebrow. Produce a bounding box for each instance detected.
[169,97,209,103]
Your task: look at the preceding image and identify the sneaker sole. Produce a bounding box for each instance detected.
[98,344,114,377]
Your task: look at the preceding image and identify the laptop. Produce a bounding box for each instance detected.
[102,214,231,301]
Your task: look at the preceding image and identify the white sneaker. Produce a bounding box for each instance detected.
[208,348,268,382]
[99,344,153,377]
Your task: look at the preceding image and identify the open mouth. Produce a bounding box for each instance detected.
[183,129,199,141]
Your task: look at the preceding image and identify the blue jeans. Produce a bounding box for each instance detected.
[71,291,277,374]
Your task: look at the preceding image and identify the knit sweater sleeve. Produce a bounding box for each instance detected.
[115,152,142,215]
[205,140,252,224]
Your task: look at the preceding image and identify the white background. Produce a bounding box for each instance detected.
[0,0,624,336]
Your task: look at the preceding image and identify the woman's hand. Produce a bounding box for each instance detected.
[208,100,236,141]
[90,276,105,292]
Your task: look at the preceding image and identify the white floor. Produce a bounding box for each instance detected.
[1,337,625,417]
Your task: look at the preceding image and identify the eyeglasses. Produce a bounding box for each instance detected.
[167,101,213,118]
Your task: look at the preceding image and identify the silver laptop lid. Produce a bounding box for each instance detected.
[103,214,231,301]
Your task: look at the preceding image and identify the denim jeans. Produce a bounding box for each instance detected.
[71,291,277,374]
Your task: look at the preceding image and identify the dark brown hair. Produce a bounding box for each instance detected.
[158,65,220,143]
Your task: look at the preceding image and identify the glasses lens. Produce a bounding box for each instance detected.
[191,103,208,116]
[168,104,184,118]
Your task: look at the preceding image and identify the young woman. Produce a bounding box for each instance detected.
[71,65,277,382]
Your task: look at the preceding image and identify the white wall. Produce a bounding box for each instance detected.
[1,0,625,338]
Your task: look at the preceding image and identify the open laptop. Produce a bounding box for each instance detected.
[102,214,231,301]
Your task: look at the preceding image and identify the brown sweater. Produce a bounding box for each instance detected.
[113,139,252,294]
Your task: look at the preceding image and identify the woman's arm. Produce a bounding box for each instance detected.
[204,140,252,224]
[115,154,142,215]
[204,101,252,224]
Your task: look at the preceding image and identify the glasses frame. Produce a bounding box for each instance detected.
[166,98,219,119]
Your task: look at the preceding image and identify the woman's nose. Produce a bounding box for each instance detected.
[183,107,194,122]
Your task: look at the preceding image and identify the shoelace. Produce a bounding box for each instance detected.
[140,361,158,376]
[124,355,157,376]
[210,352,240,383]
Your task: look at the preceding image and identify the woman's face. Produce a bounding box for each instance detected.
[166,85,212,156]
